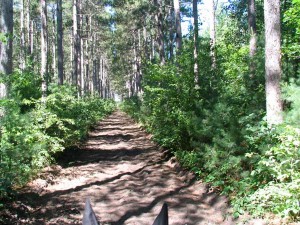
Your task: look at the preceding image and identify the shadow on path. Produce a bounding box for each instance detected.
[2,111,235,225]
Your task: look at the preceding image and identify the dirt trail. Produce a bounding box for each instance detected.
[3,111,244,225]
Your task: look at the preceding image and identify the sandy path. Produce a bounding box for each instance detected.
[2,111,239,225]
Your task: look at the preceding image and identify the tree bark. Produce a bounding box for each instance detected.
[209,0,216,69]
[0,0,13,99]
[193,0,199,85]
[264,0,283,125]
[248,0,257,78]
[72,0,79,87]
[40,0,48,102]
[154,0,165,65]
[51,7,56,77]
[85,16,91,94]
[57,0,64,85]
[79,0,83,96]
[26,0,31,54]
[29,20,34,55]
[173,0,182,51]
[20,0,26,70]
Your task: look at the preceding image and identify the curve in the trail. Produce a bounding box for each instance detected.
[4,111,237,225]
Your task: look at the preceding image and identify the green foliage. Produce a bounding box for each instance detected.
[0,83,115,199]
[283,81,300,126]
[9,68,41,101]
[282,0,300,81]
[240,125,300,218]
[120,95,142,121]
[122,26,300,221]
[0,100,63,197]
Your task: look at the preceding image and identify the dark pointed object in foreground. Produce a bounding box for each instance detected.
[152,202,168,225]
[82,198,168,225]
[82,198,99,225]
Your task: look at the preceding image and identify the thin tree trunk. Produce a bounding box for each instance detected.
[133,34,138,95]
[0,0,13,99]
[143,26,149,60]
[26,0,31,54]
[173,0,182,51]
[209,0,216,69]
[85,16,91,94]
[41,0,48,102]
[79,0,83,96]
[168,7,174,60]
[29,20,34,55]
[70,31,73,84]
[264,0,283,125]
[20,0,25,70]
[154,0,165,65]
[57,0,63,85]
[52,8,56,77]
[80,37,84,96]
[248,0,257,78]
[137,29,142,93]
[72,0,78,86]
[193,0,199,85]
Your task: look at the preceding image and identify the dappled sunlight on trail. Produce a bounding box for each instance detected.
[3,111,237,225]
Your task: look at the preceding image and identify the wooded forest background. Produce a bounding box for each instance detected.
[0,0,300,221]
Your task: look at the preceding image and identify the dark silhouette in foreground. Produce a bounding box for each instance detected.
[82,198,98,225]
[152,203,168,225]
[82,198,169,225]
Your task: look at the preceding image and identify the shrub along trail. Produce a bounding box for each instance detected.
[2,111,261,224]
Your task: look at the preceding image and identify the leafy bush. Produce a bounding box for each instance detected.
[243,125,300,218]
[122,36,300,221]
[0,84,115,199]
[0,100,63,198]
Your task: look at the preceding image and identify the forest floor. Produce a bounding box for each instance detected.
[2,111,268,225]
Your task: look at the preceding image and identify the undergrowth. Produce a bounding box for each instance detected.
[0,70,115,202]
[121,44,300,221]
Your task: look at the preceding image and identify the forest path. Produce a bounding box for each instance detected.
[4,111,239,225]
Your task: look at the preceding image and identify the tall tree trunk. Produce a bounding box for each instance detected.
[248,0,257,78]
[51,8,56,77]
[41,0,48,102]
[209,0,216,69]
[173,0,182,51]
[20,0,25,70]
[154,0,165,65]
[57,0,63,85]
[79,0,83,96]
[26,0,31,54]
[193,0,199,84]
[264,0,283,125]
[85,16,91,94]
[72,0,79,87]
[0,0,13,99]
[29,20,34,55]
[133,33,139,95]
[143,26,149,60]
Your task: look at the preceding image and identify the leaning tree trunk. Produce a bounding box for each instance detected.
[193,0,199,85]
[57,0,64,85]
[0,0,13,99]
[248,0,257,79]
[264,0,283,125]
[40,0,48,102]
